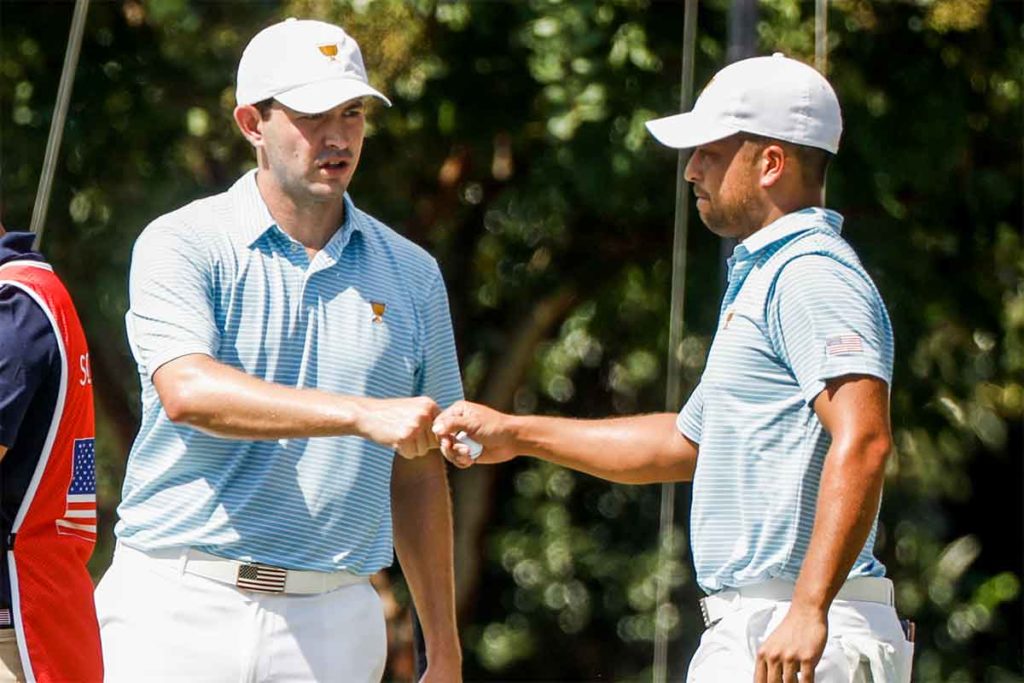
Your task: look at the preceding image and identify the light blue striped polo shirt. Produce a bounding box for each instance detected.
[677,208,894,594]
[118,169,463,574]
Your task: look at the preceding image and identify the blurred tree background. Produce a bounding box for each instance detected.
[1,0,1021,680]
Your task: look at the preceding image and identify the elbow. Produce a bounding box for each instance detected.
[609,460,695,486]
[162,396,190,424]
[867,433,892,471]
[837,430,891,474]
[161,384,202,424]
[156,367,210,426]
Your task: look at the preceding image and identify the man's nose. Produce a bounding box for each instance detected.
[323,113,351,148]
[684,149,700,183]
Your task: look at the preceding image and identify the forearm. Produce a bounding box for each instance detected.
[392,453,461,663]
[510,412,696,484]
[155,354,363,439]
[755,377,892,678]
[791,437,888,613]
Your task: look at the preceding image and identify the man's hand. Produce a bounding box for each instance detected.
[355,396,441,458]
[754,604,828,683]
[432,400,519,468]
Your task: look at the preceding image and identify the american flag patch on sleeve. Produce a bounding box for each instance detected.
[825,334,864,356]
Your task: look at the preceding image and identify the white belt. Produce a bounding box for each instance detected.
[699,577,895,628]
[118,543,368,595]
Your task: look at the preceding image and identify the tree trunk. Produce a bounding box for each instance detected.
[451,288,577,620]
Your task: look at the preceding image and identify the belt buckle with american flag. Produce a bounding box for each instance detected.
[236,562,288,593]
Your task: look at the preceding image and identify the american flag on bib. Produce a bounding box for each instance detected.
[236,563,288,593]
[825,334,864,356]
[55,438,97,541]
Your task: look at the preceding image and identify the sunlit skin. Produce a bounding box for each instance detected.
[233,98,367,252]
[684,134,823,241]
[685,135,766,239]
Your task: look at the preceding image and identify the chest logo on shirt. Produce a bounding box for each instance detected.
[370,301,387,324]
[722,307,735,330]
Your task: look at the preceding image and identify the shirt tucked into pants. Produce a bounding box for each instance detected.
[96,543,387,682]
[687,578,913,682]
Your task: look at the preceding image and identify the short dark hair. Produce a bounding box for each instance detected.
[740,133,833,188]
[253,98,275,120]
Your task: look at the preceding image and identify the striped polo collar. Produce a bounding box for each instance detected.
[734,207,844,262]
[230,169,371,256]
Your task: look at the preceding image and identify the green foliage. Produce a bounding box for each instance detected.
[2,0,1019,679]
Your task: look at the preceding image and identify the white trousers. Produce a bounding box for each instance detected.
[94,544,387,683]
[0,629,26,683]
[687,595,914,682]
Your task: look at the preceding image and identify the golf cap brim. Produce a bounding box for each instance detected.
[274,78,392,114]
[645,112,739,150]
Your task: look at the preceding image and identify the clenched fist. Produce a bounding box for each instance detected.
[432,400,520,468]
[355,396,442,458]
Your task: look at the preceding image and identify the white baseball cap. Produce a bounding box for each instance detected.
[646,53,842,153]
[235,18,391,114]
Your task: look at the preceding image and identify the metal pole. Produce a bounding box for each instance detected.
[814,0,828,75]
[719,0,758,280]
[29,0,90,249]
[652,1,698,681]
[815,0,828,205]
[727,0,758,64]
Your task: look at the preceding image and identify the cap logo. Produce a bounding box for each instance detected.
[318,43,339,60]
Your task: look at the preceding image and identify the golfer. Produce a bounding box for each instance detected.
[95,18,463,682]
[434,54,913,682]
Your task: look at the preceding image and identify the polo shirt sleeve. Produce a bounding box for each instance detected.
[767,254,894,405]
[675,380,704,444]
[0,286,57,448]
[415,267,464,409]
[125,221,220,377]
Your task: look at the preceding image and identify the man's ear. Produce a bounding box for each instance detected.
[234,104,265,148]
[759,144,786,189]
